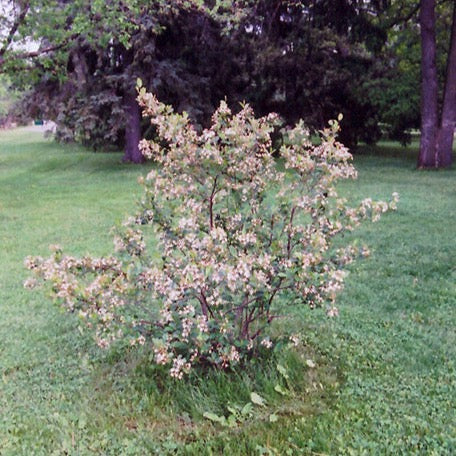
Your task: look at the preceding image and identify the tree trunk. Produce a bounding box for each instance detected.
[418,0,439,168]
[123,91,143,163]
[71,48,88,88]
[435,2,456,168]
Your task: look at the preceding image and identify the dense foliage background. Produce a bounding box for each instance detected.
[1,0,454,163]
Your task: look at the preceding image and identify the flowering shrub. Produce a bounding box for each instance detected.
[25,89,398,378]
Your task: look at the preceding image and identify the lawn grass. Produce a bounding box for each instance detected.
[0,128,455,455]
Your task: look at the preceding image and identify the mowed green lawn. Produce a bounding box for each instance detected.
[0,128,455,455]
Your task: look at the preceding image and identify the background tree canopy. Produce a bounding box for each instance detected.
[0,0,455,164]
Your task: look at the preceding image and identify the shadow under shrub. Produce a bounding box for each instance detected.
[86,337,339,446]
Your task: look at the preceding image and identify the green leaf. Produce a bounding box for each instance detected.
[269,413,279,423]
[250,392,266,407]
[241,402,253,415]
[203,412,224,424]
[227,405,238,415]
[277,364,289,379]
[274,384,288,396]
[306,359,316,368]
[227,414,237,427]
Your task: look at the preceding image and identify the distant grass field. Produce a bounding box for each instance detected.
[0,128,455,455]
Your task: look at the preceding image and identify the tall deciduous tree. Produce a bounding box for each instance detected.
[3,0,244,162]
[418,0,456,168]
[232,0,389,147]
[435,1,456,166]
[0,0,83,73]
[419,0,439,167]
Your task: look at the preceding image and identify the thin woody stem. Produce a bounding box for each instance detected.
[287,206,297,258]
[208,175,219,230]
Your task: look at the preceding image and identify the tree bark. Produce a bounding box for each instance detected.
[123,91,143,163]
[418,0,439,168]
[70,48,88,88]
[435,2,456,167]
